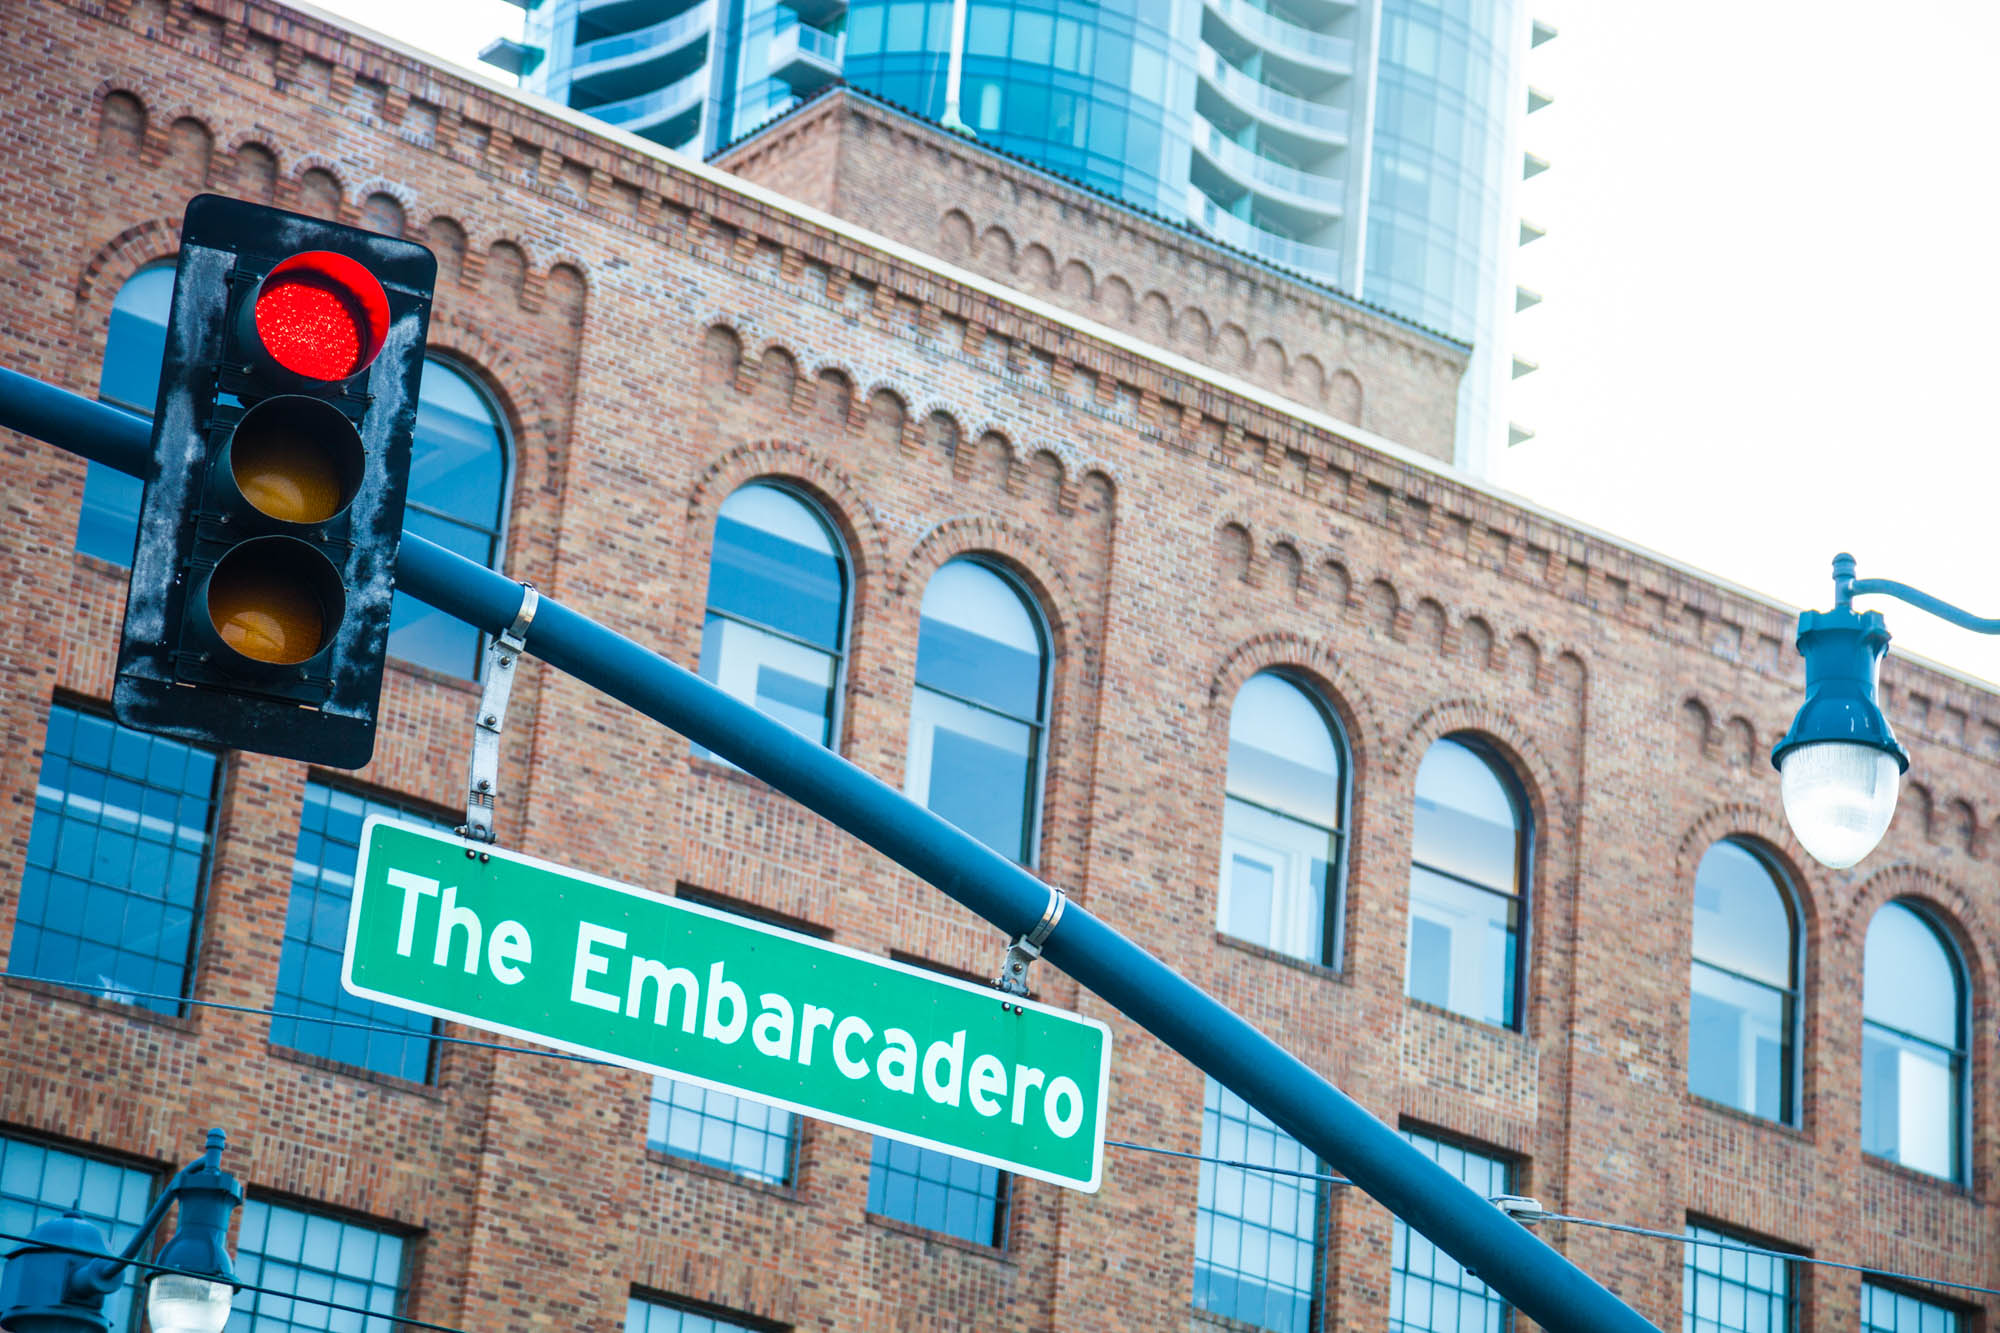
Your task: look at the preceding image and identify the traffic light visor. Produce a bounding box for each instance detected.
[250,252,390,380]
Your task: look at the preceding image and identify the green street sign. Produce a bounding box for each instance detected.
[344,818,1110,1191]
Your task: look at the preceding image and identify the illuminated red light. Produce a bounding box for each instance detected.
[251,252,390,381]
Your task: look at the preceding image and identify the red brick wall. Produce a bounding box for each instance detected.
[0,3,1993,1331]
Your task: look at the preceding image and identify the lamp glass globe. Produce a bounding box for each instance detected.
[146,1273,235,1333]
[1778,741,1900,869]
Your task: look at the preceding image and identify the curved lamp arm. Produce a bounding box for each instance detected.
[1834,552,2000,634]
[69,1130,239,1298]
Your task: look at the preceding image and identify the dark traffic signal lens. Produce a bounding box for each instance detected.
[204,538,344,666]
[227,397,363,524]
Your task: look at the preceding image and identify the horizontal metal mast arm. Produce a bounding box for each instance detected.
[0,365,1659,1333]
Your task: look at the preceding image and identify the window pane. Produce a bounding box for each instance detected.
[1226,673,1340,827]
[1194,1078,1321,1333]
[706,484,845,650]
[1689,962,1790,1122]
[1863,903,1958,1045]
[1862,1023,1960,1179]
[699,615,837,747]
[8,704,217,1015]
[1392,1132,1509,1332]
[1691,841,1793,987]
[648,1076,795,1186]
[229,1200,404,1333]
[1412,740,1519,894]
[270,783,442,1081]
[914,560,1044,719]
[905,686,1035,861]
[0,1137,153,1333]
[625,1294,767,1333]
[1861,1282,1961,1333]
[866,1137,1004,1246]
[79,265,175,564]
[1681,1224,1793,1333]
[1219,797,1333,963]
[1406,865,1517,1027]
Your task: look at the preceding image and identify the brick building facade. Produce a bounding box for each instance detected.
[0,3,1993,1331]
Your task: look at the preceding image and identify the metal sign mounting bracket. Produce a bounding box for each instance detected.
[459,583,538,848]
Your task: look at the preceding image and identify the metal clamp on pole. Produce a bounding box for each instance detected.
[459,583,539,847]
[995,884,1067,1002]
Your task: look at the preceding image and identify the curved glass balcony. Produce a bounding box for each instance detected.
[1191,116,1344,213]
[589,65,708,143]
[1186,187,1343,283]
[1204,0,1355,75]
[1198,48,1349,143]
[771,24,843,93]
[571,0,713,93]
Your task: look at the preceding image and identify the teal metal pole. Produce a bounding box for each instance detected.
[0,366,1660,1333]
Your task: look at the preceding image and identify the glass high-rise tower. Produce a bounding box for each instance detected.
[484,0,1552,471]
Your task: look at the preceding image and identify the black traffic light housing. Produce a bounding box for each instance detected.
[114,195,436,768]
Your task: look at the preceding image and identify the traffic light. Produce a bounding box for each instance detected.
[113,195,436,768]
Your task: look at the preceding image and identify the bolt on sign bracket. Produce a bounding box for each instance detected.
[995,884,1067,1000]
[459,583,538,845]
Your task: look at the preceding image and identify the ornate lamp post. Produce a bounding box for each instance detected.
[1773,553,1999,868]
[0,1130,241,1333]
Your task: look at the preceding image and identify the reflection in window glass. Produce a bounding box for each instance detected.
[0,1137,153,1333]
[78,265,174,564]
[698,483,847,752]
[388,359,510,678]
[1681,1223,1794,1333]
[1217,673,1343,964]
[1688,840,1797,1123]
[271,785,442,1081]
[1405,738,1524,1027]
[904,559,1047,864]
[1193,1079,1322,1332]
[231,1199,405,1333]
[1861,901,1965,1181]
[9,704,217,1016]
[866,1137,1005,1246]
[1391,1131,1509,1332]
[648,1076,795,1186]
[1861,1282,1961,1333]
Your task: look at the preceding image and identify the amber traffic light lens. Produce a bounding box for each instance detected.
[250,252,391,381]
[204,539,344,665]
[229,397,363,524]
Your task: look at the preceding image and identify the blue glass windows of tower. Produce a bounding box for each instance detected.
[1862,901,1967,1181]
[1688,840,1799,1124]
[1406,737,1527,1028]
[1217,673,1345,966]
[904,558,1049,864]
[698,482,849,749]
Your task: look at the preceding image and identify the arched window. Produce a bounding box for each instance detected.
[1217,672,1345,965]
[1862,900,1967,1180]
[386,358,511,677]
[1688,839,1799,1123]
[1406,737,1528,1028]
[697,481,848,746]
[77,265,174,563]
[905,558,1048,864]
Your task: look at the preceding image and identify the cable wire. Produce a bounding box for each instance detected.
[0,1226,469,1333]
[12,973,1996,1304]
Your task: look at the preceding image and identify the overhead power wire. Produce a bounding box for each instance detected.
[13,974,1997,1303]
[0,1226,471,1333]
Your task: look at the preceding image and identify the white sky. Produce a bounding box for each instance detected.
[318,0,2000,686]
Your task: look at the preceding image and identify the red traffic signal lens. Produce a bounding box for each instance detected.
[251,252,390,381]
[204,537,345,666]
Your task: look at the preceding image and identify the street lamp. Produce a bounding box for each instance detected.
[1772,553,2000,868]
[0,1130,241,1333]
